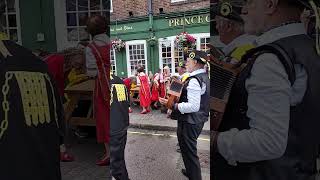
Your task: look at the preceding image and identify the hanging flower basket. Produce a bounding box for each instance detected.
[147,36,158,46]
[175,32,196,51]
[111,39,126,52]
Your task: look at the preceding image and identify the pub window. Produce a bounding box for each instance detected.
[110,48,117,75]
[161,43,173,72]
[126,40,147,76]
[1,0,21,42]
[173,45,184,73]
[200,37,210,52]
[65,0,107,42]
[171,0,187,3]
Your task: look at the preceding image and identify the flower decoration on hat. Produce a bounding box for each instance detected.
[175,32,196,50]
[220,2,233,17]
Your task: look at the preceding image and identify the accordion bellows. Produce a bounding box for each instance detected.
[210,57,244,131]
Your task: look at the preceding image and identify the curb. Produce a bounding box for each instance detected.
[129,123,210,135]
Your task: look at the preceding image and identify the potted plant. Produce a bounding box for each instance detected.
[111,39,126,52]
[175,32,196,51]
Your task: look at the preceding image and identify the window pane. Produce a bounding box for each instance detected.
[6,0,16,12]
[78,0,88,11]
[8,14,16,27]
[9,29,17,41]
[0,15,7,27]
[67,13,77,26]
[78,12,88,26]
[66,0,77,11]
[90,0,101,10]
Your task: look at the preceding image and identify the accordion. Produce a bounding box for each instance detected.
[209,46,246,131]
[166,78,184,110]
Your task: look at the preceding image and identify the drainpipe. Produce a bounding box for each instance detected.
[148,0,154,33]
[147,0,154,72]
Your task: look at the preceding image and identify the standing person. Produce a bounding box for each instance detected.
[176,65,189,82]
[45,48,87,162]
[0,2,63,180]
[212,0,320,180]
[213,0,256,62]
[151,69,163,109]
[160,50,210,180]
[110,73,130,180]
[136,66,151,114]
[86,15,110,166]
[123,76,135,113]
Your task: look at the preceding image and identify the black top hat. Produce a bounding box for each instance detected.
[212,0,245,23]
[187,50,209,64]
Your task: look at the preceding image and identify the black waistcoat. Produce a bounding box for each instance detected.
[110,74,129,136]
[176,72,210,124]
[0,40,63,180]
[213,35,320,180]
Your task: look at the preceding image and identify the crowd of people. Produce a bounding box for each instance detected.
[122,64,190,115]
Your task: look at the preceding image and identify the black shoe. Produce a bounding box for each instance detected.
[181,169,188,177]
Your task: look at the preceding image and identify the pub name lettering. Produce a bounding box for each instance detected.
[169,15,210,27]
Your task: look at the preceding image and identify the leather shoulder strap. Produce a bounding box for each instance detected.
[242,43,296,86]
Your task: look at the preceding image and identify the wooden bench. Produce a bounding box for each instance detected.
[64,80,95,127]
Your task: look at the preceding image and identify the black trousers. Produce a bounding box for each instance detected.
[110,131,129,180]
[177,121,204,180]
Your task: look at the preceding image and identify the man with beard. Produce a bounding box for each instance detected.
[212,0,320,180]
[212,0,256,63]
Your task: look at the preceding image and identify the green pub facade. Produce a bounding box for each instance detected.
[2,0,220,78]
[110,8,217,77]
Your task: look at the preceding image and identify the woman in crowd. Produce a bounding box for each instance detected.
[86,15,110,166]
[151,69,165,109]
[45,47,87,162]
[137,66,151,114]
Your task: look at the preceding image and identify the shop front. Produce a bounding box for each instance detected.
[110,8,223,77]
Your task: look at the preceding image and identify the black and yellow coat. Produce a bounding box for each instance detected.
[0,40,64,180]
[110,74,130,136]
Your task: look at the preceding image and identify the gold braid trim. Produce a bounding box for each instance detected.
[0,72,13,139]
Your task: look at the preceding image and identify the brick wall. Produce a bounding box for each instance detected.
[111,0,210,21]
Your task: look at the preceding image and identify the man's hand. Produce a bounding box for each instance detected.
[159,97,168,105]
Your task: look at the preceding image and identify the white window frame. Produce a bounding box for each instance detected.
[171,0,187,2]
[110,48,117,75]
[2,0,22,44]
[54,0,107,51]
[158,33,211,74]
[110,0,113,13]
[125,40,148,77]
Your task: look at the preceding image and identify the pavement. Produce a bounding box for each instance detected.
[122,128,210,180]
[129,106,210,135]
[61,138,111,180]
[61,105,210,180]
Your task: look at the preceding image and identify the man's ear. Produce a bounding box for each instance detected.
[265,0,279,14]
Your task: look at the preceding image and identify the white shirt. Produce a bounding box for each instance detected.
[217,23,308,165]
[222,34,257,55]
[85,34,109,77]
[177,69,207,114]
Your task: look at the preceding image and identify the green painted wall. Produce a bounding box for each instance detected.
[19,0,57,52]
[111,10,210,77]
